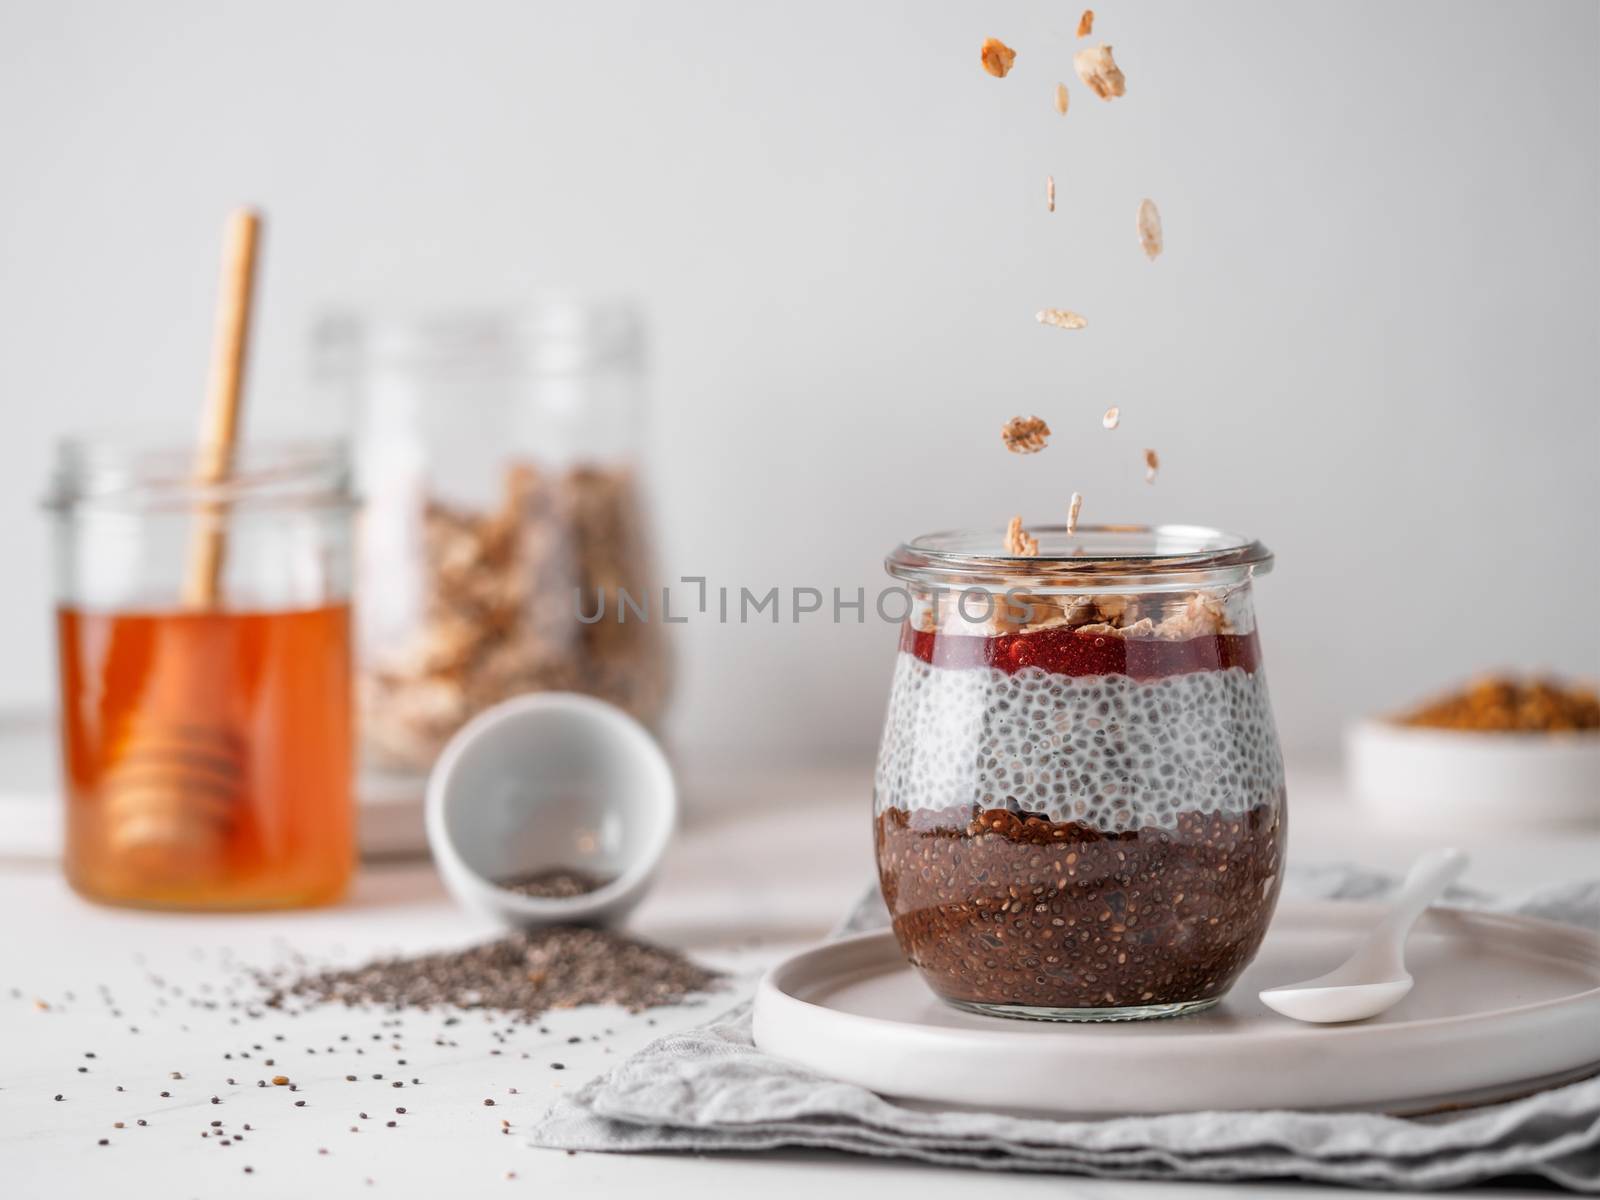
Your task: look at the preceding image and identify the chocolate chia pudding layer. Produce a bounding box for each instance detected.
[875,800,1284,1014]
[873,617,1287,1019]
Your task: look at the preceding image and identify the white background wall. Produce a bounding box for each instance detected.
[1,0,1596,765]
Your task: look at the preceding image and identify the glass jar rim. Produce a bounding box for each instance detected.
[886,524,1274,592]
[44,435,355,513]
[313,298,644,378]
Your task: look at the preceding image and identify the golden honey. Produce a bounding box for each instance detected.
[58,604,354,910]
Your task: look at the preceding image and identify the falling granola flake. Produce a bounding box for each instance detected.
[1036,308,1087,330]
[1004,516,1039,557]
[1144,447,1160,483]
[1073,45,1126,100]
[1138,198,1163,260]
[1046,175,1056,213]
[1001,415,1052,454]
[1067,491,1084,535]
[1053,82,1070,115]
[1102,406,1120,430]
[1077,10,1095,38]
[980,38,1017,78]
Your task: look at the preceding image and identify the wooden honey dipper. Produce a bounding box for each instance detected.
[102,209,262,869]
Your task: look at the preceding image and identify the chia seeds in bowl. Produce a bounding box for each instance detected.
[494,867,613,899]
[874,525,1285,1021]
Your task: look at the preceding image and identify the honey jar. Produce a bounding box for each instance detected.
[46,437,356,910]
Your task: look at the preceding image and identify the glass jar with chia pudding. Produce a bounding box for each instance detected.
[874,525,1285,1022]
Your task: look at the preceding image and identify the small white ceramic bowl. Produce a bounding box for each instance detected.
[1346,718,1600,832]
[425,692,677,928]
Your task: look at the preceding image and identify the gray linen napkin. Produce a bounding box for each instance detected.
[529,866,1600,1191]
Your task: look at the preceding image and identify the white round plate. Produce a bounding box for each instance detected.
[751,901,1600,1116]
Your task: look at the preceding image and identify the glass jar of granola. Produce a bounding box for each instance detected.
[874,525,1285,1021]
[317,303,670,774]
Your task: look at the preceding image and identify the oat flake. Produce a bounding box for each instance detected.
[1073,45,1125,100]
[1102,406,1120,430]
[1004,516,1039,557]
[1138,198,1163,260]
[980,38,1016,78]
[1036,308,1087,330]
[1001,415,1052,454]
[1054,82,1070,115]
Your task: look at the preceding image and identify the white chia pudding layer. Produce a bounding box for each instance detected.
[874,653,1285,832]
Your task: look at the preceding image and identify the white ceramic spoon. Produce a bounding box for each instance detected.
[1259,848,1469,1024]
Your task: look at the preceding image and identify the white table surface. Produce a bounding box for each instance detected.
[2,759,1595,1199]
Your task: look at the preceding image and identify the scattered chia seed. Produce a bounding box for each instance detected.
[255,926,722,1021]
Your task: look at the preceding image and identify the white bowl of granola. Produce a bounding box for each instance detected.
[1346,678,1600,831]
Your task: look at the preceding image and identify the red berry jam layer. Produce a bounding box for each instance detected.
[900,623,1260,678]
